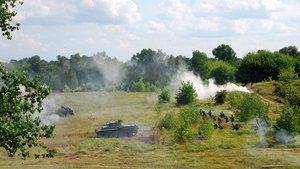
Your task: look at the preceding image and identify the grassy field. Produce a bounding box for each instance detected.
[0,91,299,169]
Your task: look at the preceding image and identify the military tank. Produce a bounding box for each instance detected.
[95,120,138,137]
[53,106,74,117]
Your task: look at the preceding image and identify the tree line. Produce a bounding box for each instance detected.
[2,45,299,92]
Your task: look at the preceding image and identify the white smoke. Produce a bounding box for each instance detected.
[171,70,250,99]
[93,52,125,87]
[275,129,295,144]
[39,94,64,125]
[252,119,270,147]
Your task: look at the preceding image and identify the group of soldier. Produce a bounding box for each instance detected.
[198,109,240,131]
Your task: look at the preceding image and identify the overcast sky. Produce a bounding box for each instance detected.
[0,0,299,62]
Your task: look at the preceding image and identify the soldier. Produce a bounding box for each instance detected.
[220,112,225,118]
[230,114,235,123]
[231,123,240,131]
[224,116,229,123]
[213,123,219,129]
[208,110,212,118]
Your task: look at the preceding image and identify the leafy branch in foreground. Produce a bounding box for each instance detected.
[0,65,55,159]
[0,0,23,39]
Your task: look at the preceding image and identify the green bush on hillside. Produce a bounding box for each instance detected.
[158,89,171,103]
[157,112,176,130]
[275,106,300,135]
[215,90,227,105]
[228,93,269,122]
[176,81,197,105]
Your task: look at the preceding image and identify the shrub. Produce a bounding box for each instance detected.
[198,119,214,140]
[176,81,197,105]
[131,78,146,92]
[130,78,160,92]
[174,108,199,143]
[229,93,269,122]
[275,106,300,135]
[157,112,176,130]
[215,90,226,105]
[158,89,171,103]
[273,67,300,106]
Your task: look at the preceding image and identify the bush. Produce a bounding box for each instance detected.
[176,81,197,105]
[131,78,146,92]
[174,108,200,143]
[228,93,269,122]
[157,112,176,130]
[158,89,171,103]
[273,67,300,106]
[130,78,160,92]
[275,106,300,135]
[198,119,214,140]
[215,90,226,105]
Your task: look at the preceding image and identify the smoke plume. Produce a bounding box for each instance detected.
[93,52,125,88]
[170,70,250,99]
[39,94,64,125]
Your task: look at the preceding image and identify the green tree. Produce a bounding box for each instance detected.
[0,1,55,159]
[207,60,236,85]
[127,49,171,88]
[212,44,238,66]
[191,51,208,79]
[176,81,197,105]
[279,46,300,58]
[0,65,55,159]
[0,0,23,39]
[236,50,295,83]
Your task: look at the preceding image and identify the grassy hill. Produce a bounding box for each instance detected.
[0,89,299,168]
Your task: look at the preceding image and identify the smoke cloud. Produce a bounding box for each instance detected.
[93,52,125,88]
[252,119,271,147]
[39,94,64,125]
[170,69,250,99]
[275,129,295,144]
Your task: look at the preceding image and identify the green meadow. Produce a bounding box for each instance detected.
[0,89,299,169]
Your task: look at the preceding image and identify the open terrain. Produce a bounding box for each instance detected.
[0,86,299,169]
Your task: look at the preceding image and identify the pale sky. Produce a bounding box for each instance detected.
[0,0,299,62]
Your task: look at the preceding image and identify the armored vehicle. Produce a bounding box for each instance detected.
[53,106,74,117]
[95,120,138,137]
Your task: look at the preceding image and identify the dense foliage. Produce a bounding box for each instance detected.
[228,93,269,122]
[0,0,23,39]
[2,45,300,92]
[273,68,300,135]
[175,81,197,105]
[236,50,295,84]
[158,89,171,103]
[273,67,300,106]
[275,106,300,135]
[212,44,239,66]
[0,65,55,159]
[0,1,55,159]
[215,90,226,105]
[191,51,209,79]
[157,108,214,143]
[207,60,236,85]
